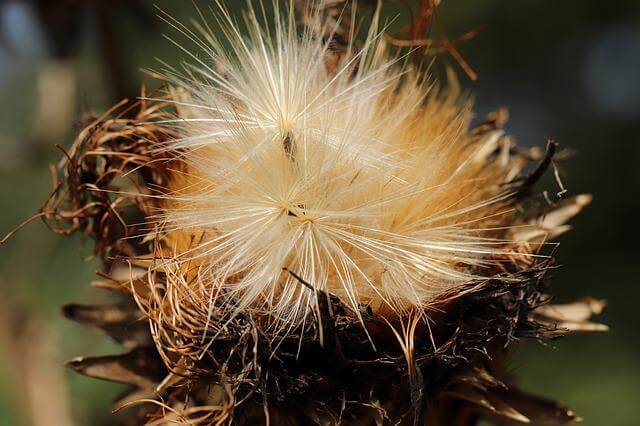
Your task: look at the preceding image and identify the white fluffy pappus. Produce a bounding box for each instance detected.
[148,1,523,331]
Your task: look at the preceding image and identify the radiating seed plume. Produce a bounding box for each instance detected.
[149,1,524,331]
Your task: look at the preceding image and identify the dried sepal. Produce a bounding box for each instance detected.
[511,195,593,243]
[65,349,166,391]
[488,387,582,424]
[62,302,151,348]
[532,297,608,333]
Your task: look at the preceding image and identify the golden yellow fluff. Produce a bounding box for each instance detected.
[152,2,516,331]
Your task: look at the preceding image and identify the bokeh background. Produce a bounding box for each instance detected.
[0,1,638,424]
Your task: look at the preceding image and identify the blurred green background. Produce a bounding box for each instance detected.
[0,1,638,424]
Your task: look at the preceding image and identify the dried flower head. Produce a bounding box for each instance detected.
[16,1,605,424]
[152,2,522,333]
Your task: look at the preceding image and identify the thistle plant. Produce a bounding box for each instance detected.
[21,1,605,424]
